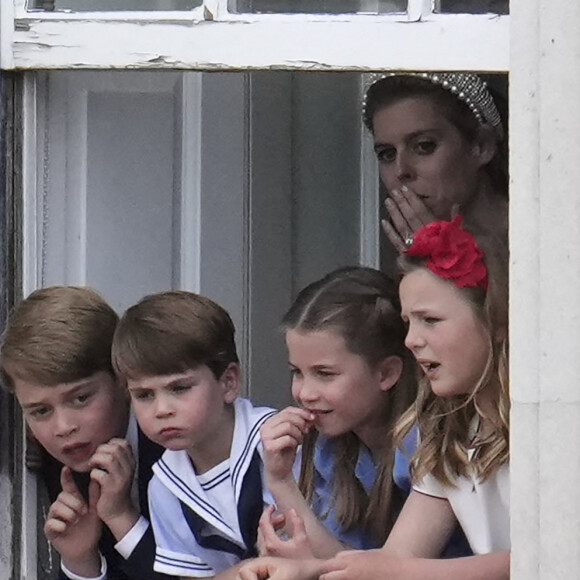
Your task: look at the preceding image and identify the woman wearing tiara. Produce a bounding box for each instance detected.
[362,72,508,252]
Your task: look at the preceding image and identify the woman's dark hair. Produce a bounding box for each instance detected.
[364,74,508,197]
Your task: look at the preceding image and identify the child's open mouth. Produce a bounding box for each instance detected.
[420,361,440,377]
[62,442,92,461]
[307,409,332,418]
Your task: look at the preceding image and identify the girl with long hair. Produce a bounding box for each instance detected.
[259,266,417,557]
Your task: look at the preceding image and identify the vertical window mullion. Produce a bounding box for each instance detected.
[0,71,25,580]
[208,0,229,18]
[407,0,432,20]
[359,1,381,11]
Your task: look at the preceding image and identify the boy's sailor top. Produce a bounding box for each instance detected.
[149,398,276,577]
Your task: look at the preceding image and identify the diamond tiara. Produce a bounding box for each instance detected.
[362,72,504,139]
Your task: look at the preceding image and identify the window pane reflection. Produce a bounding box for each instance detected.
[28,0,202,11]
[230,0,406,14]
[435,0,508,14]
[27,0,508,15]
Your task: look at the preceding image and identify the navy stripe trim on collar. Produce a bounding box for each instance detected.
[155,553,213,572]
[201,470,230,491]
[157,459,233,532]
[231,410,276,488]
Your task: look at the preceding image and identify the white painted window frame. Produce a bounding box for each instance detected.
[1,0,508,71]
[2,1,513,579]
[22,71,204,293]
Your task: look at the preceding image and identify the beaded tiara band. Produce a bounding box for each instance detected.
[362,72,504,139]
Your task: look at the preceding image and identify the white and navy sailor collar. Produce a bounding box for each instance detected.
[229,398,276,499]
[152,398,275,544]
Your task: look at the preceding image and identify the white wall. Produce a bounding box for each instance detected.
[510,1,580,578]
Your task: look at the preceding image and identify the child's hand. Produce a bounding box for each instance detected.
[260,407,314,485]
[257,505,287,556]
[237,556,323,580]
[258,505,314,560]
[89,438,139,538]
[44,466,102,577]
[320,549,397,580]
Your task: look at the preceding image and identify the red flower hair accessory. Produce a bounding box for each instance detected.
[405,216,488,290]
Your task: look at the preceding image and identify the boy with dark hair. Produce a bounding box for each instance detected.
[0,286,170,580]
[112,290,278,579]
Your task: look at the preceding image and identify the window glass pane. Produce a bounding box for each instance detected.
[28,0,202,11]
[435,0,508,14]
[230,0,406,15]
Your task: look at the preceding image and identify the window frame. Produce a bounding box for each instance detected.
[1,2,512,579]
[2,0,508,71]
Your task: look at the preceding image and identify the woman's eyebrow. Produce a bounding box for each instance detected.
[373,128,439,150]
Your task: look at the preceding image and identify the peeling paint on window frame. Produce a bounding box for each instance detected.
[2,0,508,72]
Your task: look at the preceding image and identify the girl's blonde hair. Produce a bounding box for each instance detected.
[395,228,509,486]
[283,267,417,544]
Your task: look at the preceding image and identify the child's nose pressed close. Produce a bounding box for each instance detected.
[294,376,320,405]
[404,322,425,353]
[154,393,176,419]
[54,408,79,438]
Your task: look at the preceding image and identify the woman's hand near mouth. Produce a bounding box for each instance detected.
[382,186,436,253]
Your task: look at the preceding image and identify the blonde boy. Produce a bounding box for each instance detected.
[0,286,169,580]
[112,291,277,579]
